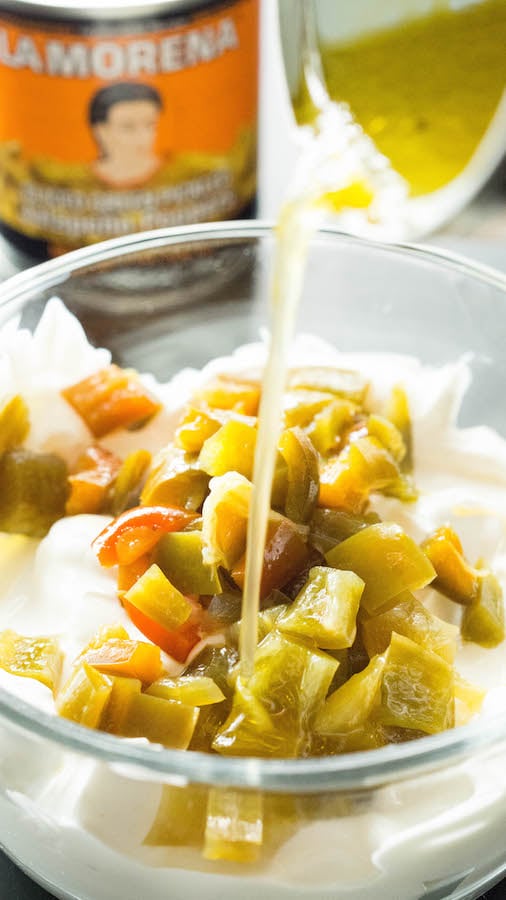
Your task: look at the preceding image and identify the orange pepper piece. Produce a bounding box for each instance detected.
[62,364,161,438]
[117,552,152,594]
[123,599,202,663]
[93,505,197,568]
[66,446,121,516]
[82,639,163,684]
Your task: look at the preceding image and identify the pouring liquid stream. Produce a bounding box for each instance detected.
[238,66,409,681]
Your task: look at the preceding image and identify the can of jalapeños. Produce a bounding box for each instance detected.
[0,0,258,259]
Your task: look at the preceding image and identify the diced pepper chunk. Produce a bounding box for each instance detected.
[144,784,208,847]
[0,630,63,692]
[62,364,161,437]
[116,692,198,748]
[147,676,225,706]
[461,572,505,648]
[319,437,400,513]
[384,385,413,472]
[141,445,210,511]
[361,592,458,663]
[111,449,152,515]
[279,427,319,524]
[124,563,193,632]
[231,516,309,600]
[366,414,406,464]
[326,522,436,614]
[56,663,112,728]
[0,394,29,453]
[93,505,196,567]
[196,376,260,416]
[156,530,222,596]
[204,789,263,862]
[175,405,229,454]
[286,366,368,404]
[198,420,257,480]
[101,675,142,734]
[0,449,69,537]
[80,623,130,652]
[378,633,454,734]
[201,473,252,568]
[278,566,363,649]
[213,630,337,758]
[66,445,121,516]
[422,526,480,605]
[117,553,152,594]
[314,655,385,735]
[282,389,335,429]
[123,598,201,663]
[309,507,380,554]
[306,400,356,456]
[81,638,163,684]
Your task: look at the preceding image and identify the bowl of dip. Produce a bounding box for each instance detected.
[1,221,506,900]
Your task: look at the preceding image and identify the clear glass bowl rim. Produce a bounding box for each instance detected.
[1,219,506,793]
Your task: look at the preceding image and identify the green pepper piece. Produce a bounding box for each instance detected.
[461,572,505,648]
[141,445,209,511]
[315,655,385,735]
[282,389,335,429]
[198,420,257,480]
[361,591,458,663]
[0,449,68,538]
[0,630,63,692]
[0,395,29,453]
[144,784,208,847]
[204,789,263,862]
[117,692,199,748]
[124,563,193,631]
[207,590,243,626]
[278,566,363,649]
[100,675,142,734]
[384,385,413,472]
[186,646,238,752]
[422,526,480,605]
[56,663,112,728]
[366,414,406,464]
[309,507,380,554]
[378,632,455,734]
[111,449,151,516]
[306,399,356,456]
[286,366,368,404]
[279,426,319,524]
[213,630,338,757]
[326,522,436,614]
[155,530,222,596]
[228,602,290,647]
[146,675,225,706]
[175,405,232,454]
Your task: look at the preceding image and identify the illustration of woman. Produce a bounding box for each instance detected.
[89,82,163,187]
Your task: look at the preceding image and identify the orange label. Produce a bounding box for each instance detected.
[0,0,258,250]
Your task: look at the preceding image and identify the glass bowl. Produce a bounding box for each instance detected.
[1,222,506,900]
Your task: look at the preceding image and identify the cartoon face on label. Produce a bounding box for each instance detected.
[89,82,163,186]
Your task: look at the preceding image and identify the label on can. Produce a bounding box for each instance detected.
[0,0,258,252]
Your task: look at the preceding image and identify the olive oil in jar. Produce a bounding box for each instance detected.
[294,0,506,198]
